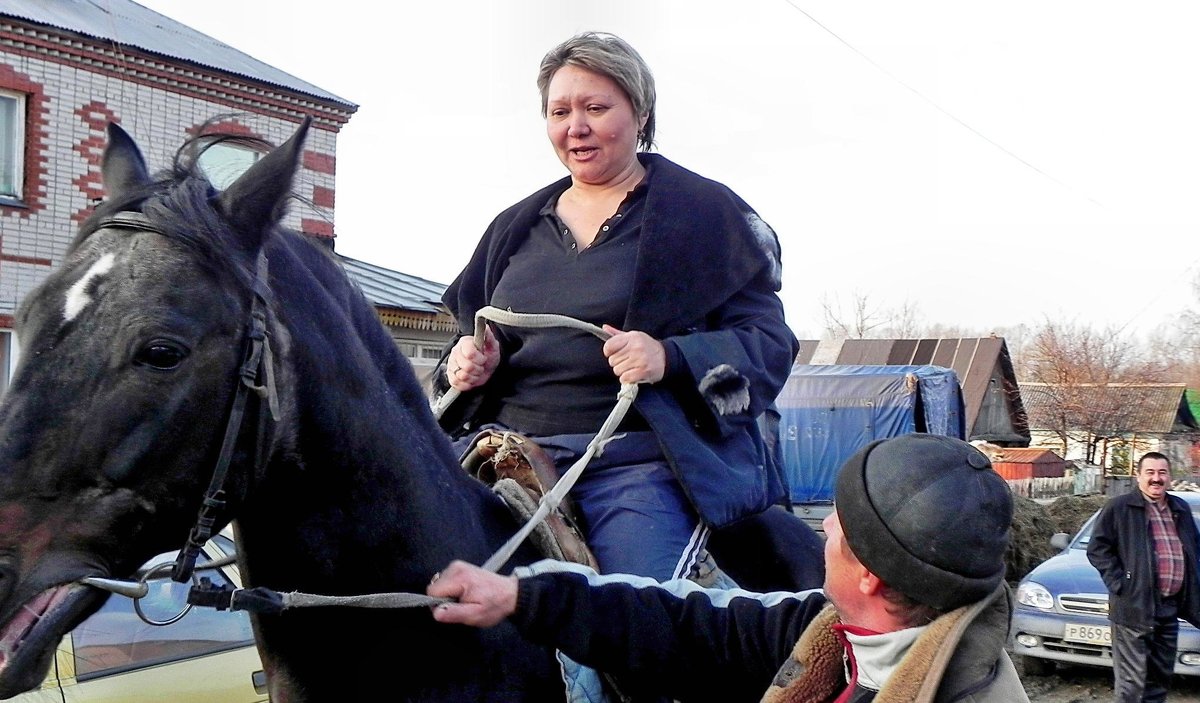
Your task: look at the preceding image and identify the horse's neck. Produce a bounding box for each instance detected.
[238,443,508,604]
[238,246,518,590]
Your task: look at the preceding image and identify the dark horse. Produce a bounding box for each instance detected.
[0,120,565,701]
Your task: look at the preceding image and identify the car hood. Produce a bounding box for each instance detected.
[1020,546,1199,633]
[1020,548,1106,595]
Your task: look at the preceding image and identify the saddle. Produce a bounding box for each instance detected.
[460,430,599,570]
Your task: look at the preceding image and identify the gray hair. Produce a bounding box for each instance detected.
[536,32,657,150]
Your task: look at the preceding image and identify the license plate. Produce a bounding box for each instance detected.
[1063,623,1111,645]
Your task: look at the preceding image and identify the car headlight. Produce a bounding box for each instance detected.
[1016,582,1055,610]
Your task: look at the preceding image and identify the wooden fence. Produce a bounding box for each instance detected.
[1004,465,1103,500]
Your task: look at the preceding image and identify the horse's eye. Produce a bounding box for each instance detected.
[133,340,189,370]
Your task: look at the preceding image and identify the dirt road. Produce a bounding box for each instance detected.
[1016,654,1200,701]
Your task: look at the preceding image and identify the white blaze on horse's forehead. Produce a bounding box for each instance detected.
[63,252,117,322]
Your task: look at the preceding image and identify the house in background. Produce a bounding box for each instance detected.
[0,1,454,391]
[989,447,1067,480]
[796,337,1030,447]
[1022,382,1200,472]
[340,256,454,389]
[982,446,1071,499]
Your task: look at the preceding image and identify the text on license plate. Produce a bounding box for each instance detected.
[1063,623,1111,645]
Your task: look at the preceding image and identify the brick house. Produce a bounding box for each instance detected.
[0,1,455,394]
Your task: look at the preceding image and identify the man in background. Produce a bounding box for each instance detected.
[1088,451,1200,702]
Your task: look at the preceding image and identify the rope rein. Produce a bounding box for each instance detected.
[85,306,638,618]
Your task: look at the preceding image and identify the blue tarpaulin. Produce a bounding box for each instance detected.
[776,364,966,503]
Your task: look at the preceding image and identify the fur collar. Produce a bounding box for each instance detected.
[761,585,1012,703]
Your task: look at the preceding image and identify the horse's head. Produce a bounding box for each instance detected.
[0,119,310,696]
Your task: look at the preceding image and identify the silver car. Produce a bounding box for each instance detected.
[1011,491,1200,676]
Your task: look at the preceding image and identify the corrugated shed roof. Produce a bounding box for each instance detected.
[990,447,1063,465]
[338,255,447,315]
[0,0,354,107]
[1021,382,1200,434]
[796,337,1029,443]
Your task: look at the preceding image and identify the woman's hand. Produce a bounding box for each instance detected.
[447,325,500,391]
[602,324,666,384]
[427,560,518,628]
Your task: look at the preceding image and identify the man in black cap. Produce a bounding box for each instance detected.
[428,434,1028,702]
[1087,452,1200,702]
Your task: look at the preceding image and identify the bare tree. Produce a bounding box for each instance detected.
[1021,320,1161,466]
[820,292,924,340]
[1144,272,1200,388]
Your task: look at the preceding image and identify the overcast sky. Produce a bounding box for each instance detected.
[135,0,1200,340]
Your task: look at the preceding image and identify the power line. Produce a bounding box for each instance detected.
[780,0,1105,209]
[1111,253,1200,337]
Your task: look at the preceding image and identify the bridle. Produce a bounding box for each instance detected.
[170,245,279,583]
[89,212,280,584]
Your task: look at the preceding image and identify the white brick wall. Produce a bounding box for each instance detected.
[0,33,349,325]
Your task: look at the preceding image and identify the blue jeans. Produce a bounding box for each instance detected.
[453,426,707,581]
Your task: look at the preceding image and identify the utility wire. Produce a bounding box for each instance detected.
[781,0,1104,209]
[1111,253,1200,336]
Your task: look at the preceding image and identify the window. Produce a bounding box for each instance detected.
[0,331,11,399]
[396,339,444,365]
[70,547,256,679]
[197,141,259,190]
[0,90,25,199]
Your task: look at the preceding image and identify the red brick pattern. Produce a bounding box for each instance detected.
[187,118,260,139]
[71,102,121,224]
[0,234,50,266]
[0,253,52,266]
[301,218,334,238]
[303,150,336,175]
[0,22,353,130]
[311,185,335,209]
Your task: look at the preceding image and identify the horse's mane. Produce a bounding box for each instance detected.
[74,128,288,290]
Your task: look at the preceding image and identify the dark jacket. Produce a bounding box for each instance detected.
[435,154,799,528]
[510,562,1028,703]
[1087,490,1200,632]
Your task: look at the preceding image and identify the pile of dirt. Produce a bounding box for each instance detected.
[1044,494,1108,536]
[1006,494,1110,583]
[1006,495,1059,583]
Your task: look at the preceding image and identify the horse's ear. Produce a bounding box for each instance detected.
[102,123,152,200]
[218,117,311,246]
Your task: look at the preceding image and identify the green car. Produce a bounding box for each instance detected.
[13,533,267,703]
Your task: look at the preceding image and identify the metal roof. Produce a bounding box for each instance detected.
[1021,382,1200,435]
[989,447,1064,465]
[0,0,355,108]
[338,255,447,315]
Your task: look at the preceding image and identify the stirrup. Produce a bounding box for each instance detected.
[461,430,599,569]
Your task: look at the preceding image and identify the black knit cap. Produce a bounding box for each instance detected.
[834,434,1012,611]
